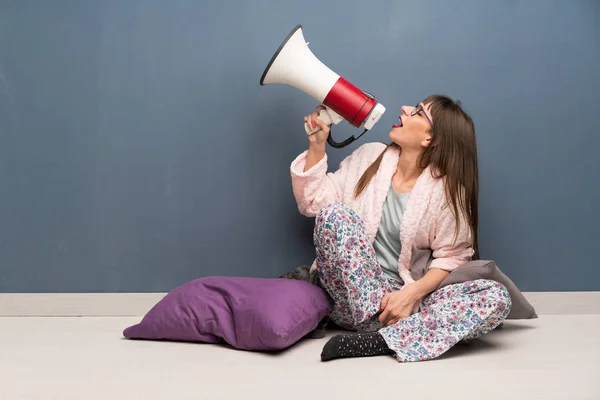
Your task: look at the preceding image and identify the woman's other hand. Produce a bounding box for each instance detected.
[379,283,423,327]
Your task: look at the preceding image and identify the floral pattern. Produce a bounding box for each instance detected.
[315,203,512,362]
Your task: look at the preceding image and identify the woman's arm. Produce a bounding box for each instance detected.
[290,149,344,217]
[290,110,344,217]
[428,191,475,271]
[303,143,326,172]
[291,142,375,217]
[412,268,449,299]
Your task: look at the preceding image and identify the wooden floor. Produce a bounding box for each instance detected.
[1,315,599,400]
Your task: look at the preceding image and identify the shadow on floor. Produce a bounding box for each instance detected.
[493,322,537,332]
[433,321,538,361]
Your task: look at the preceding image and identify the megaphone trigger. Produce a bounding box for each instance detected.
[304,107,343,136]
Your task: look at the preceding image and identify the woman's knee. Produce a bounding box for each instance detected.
[316,202,356,226]
[480,280,512,317]
[315,203,364,235]
[314,202,365,249]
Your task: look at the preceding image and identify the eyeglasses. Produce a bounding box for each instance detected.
[410,103,433,127]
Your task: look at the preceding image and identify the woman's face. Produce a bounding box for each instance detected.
[389,102,434,150]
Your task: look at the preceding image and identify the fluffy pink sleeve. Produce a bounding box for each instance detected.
[289,150,355,217]
[428,197,475,271]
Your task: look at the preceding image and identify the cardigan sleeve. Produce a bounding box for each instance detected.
[290,150,351,217]
[428,195,475,271]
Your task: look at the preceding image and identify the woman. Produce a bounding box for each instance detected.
[290,95,511,362]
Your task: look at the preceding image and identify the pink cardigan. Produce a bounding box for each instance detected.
[290,142,475,285]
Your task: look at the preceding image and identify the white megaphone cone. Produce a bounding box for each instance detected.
[260,25,386,148]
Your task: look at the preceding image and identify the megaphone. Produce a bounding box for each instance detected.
[260,25,386,148]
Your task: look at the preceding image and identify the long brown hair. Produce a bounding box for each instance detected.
[354,95,479,259]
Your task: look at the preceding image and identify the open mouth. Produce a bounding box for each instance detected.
[392,115,403,128]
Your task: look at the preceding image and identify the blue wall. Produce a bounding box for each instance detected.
[0,1,598,292]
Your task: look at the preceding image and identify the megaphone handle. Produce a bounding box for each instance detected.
[303,107,365,149]
[304,109,333,136]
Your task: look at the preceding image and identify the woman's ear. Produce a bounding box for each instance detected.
[421,135,436,148]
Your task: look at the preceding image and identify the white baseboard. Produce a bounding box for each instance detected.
[0,292,599,317]
[0,293,167,317]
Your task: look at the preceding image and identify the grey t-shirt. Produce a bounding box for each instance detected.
[373,184,410,284]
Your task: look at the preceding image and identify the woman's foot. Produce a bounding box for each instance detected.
[320,332,395,361]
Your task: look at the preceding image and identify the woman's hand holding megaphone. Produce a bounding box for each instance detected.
[302,105,331,172]
[304,105,331,146]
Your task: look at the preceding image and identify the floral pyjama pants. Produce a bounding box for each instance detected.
[314,203,512,362]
